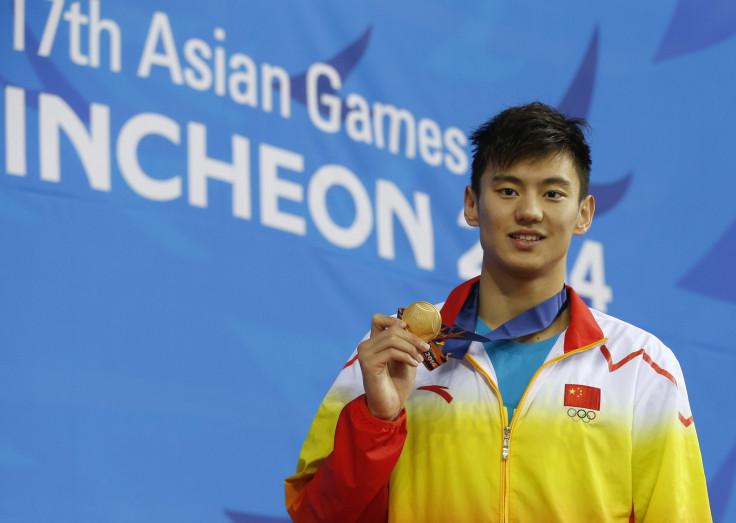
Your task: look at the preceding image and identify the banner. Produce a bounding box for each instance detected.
[1,1,734,520]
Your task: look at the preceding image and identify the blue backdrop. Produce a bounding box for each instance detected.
[2,0,735,521]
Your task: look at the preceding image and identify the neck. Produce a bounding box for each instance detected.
[477,268,568,341]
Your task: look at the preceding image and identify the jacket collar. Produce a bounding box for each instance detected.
[439,277,604,353]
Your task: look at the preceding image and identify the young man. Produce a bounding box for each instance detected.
[285,102,711,522]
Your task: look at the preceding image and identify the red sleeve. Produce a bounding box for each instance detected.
[286,394,407,523]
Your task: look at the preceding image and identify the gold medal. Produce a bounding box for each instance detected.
[402,301,442,342]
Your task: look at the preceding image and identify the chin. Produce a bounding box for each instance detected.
[497,258,564,280]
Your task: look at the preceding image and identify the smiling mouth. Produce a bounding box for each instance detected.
[510,234,543,241]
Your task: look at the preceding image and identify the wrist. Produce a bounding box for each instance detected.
[364,397,403,421]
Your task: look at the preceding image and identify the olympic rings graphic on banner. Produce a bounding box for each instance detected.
[567,408,598,423]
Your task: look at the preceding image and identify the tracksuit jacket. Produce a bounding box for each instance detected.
[285,277,712,522]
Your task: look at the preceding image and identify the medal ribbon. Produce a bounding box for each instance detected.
[400,284,568,371]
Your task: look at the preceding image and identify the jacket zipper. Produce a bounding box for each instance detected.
[466,337,607,522]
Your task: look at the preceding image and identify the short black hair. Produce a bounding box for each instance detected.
[470,102,591,200]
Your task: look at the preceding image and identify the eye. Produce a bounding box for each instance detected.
[545,190,565,199]
[498,188,517,197]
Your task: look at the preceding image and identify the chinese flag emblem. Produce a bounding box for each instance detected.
[564,384,601,410]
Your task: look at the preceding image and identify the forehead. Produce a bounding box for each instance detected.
[483,153,581,190]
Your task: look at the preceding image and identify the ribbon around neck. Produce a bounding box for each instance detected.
[399,284,568,371]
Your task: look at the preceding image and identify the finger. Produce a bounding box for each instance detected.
[376,327,430,354]
[362,347,421,369]
[369,313,406,337]
[369,317,429,351]
[359,332,428,363]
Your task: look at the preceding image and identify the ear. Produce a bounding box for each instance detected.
[574,195,595,236]
[464,185,480,227]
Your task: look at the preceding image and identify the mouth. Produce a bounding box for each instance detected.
[509,234,544,241]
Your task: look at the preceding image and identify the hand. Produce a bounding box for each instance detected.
[357,314,429,420]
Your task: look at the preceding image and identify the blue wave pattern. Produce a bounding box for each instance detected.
[678,220,736,304]
[0,17,89,119]
[556,27,631,216]
[655,0,736,62]
[289,27,372,120]
[558,28,598,120]
[663,0,736,308]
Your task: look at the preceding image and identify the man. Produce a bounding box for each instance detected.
[285,102,711,522]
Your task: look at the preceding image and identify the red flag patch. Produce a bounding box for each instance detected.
[564,384,601,410]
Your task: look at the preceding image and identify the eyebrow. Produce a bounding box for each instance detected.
[490,174,573,187]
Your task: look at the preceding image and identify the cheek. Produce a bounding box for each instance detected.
[479,211,503,237]
[556,207,584,228]
[479,200,503,224]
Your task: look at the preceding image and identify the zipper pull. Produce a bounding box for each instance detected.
[502,426,511,460]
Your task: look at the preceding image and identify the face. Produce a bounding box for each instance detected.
[464,153,594,282]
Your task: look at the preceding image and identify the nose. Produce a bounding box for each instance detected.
[515,195,543,224]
